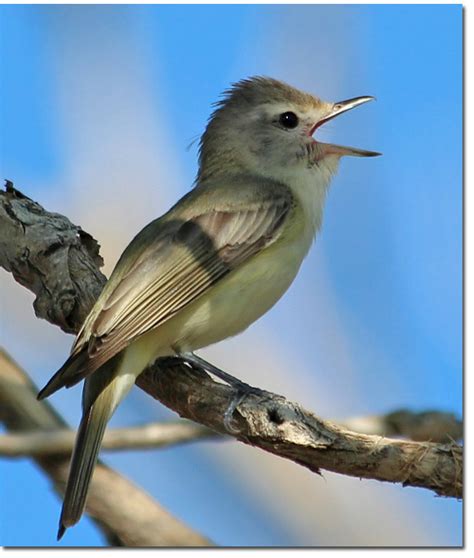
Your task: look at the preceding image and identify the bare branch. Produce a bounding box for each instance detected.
[0,421,216,457]
[137,360,462,499]
[340,410,462,443]
[0,408,460,458]
[0,183,463,501]
[0,181,106,333]
[0,349,212,546]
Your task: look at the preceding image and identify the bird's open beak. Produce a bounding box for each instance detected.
[311,96,381,158]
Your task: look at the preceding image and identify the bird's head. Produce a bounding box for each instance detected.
[198,76,380,183]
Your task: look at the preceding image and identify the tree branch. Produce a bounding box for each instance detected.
[0,181,106,333]
[339,409,462,443]
[137,360,462,499]
[0,349,212,546]
[0,183,463,501]
[0,420,216,457]
[0,409,460,458]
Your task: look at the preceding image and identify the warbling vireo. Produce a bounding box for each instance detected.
[38,76,380,539]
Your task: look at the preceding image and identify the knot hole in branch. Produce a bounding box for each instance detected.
[267,406,285,425]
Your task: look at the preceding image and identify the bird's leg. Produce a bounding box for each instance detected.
[182,352,265,433]
[183,352,253,390]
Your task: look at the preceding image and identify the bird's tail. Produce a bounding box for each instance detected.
[57,398,109,540]
[57,361,135,540]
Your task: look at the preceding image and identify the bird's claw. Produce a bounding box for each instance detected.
[180,352,265,434]
[222,383,266,434]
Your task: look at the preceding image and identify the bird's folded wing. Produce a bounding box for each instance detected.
[40,181,293,395]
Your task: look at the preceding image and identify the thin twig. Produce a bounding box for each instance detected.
[0,349,213,547]
[0,421,217,457]
[137,359,463,499]
[340,410,462,443]
[0,183,463,502]
[0,408,461,458]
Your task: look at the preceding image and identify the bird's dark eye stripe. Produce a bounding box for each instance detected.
[279,111,299,129]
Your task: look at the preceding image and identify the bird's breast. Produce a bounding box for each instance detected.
[137,176,326,357]
[165,206,315,352]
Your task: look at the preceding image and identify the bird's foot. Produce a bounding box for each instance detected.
[182,352,266,433]
[223,382,266,434]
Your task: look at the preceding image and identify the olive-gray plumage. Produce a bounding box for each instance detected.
[38,76,379,539]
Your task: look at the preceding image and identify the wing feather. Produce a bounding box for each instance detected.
[44,179,293,393]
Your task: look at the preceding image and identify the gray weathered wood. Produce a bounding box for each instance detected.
[0,181,106,332]
[0,182,463,500]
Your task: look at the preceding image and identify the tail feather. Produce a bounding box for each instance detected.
[57,397,110,540]
[56,355,136,541]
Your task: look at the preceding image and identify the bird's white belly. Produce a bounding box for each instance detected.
[136,171,325,363]
[178,251,298,349]
[132,222,310,363]
[171,222,313,352]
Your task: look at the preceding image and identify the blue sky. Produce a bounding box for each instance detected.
[0,4,462,547]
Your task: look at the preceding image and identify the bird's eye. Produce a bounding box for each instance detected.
[279,111,299,129]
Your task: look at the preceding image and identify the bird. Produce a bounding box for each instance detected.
[37,76,380,539]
